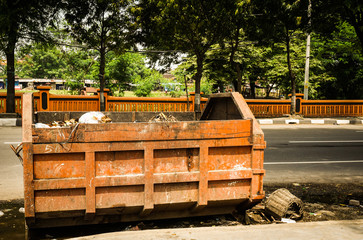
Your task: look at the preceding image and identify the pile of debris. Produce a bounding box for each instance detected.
[149,112,178,123]
[34,112,112,128]
[244,188,304,224]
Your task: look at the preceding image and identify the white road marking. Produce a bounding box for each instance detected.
[3,142,21,145]
[264,160,363,165]
[289,140,363,143]
[356,131,363,133]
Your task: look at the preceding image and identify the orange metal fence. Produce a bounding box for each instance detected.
[1,88,362,117]
[0,92,23,114]
[301,100,363,117]
[246,99,291,117]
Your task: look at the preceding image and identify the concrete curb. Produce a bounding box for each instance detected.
[0,118,22,127]
[258,119,363,125]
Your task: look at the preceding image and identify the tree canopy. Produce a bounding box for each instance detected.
[1,0,362,114]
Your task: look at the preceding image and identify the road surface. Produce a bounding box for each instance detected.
[262,125,363,183]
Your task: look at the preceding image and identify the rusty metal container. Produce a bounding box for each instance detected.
[22,92,265,228]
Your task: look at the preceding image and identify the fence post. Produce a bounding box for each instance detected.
[295,93,303,114]
[97,88,109,111]
[37,86,51,111]
[189,92,195,112]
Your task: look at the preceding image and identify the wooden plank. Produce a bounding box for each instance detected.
[208,170,252,181]
[31,120,251,143]
[85,152,96,216]
[192,145,208,211]
[32,138,252,154]
[140,146,154,217]
[95,174,144,187]
[34,178,85,190]
[22,93,33,143]
[84,120,251,142]
[23,143,35,218]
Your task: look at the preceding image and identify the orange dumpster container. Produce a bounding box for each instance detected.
[22,92,265,229]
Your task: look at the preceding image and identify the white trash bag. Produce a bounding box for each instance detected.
[78,112,111,124]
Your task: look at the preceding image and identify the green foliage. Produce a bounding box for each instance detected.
[134,70,163,97]
[312,21,363,99]
[17,44,67,79]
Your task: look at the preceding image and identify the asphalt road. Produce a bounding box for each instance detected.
[0,126,23,200]
[0,125,362,200]
[262,125,363,184]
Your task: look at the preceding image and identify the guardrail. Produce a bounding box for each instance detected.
[1,87,362,117]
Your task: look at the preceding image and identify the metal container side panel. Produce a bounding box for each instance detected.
[24,121,265,226]
[22,93,265,227]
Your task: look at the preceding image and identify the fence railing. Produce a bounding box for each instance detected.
[1,87,362,117]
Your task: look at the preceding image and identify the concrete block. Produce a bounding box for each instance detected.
[299,120,312,124]
[311,119,325,124]
[258,119,273,124]
[286,119,299,124]
[273,119,286,124]
[0,118,17,126]
[336,120,350,125]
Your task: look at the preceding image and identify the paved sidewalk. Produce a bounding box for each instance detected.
[70,219,363,240]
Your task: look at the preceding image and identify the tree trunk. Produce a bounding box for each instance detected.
[286,30,296,115]
[250,79,256,99]
[194,54,204,119]
[99,46,106,111]
[5,23,17,113]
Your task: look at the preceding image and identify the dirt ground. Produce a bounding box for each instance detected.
[0,183,362,239]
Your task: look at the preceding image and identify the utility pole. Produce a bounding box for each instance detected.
[304,0,312,100]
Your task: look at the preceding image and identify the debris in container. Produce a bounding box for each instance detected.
[34,123,50,128]
[149,112,178,122]
[18,207,25,214]
[78,112,112,124]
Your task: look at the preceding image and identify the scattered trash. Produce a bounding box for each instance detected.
[79,112,112,124]
[281,218,296,223]
[265,188,304,221]
[349,199,360,206]
[18,207,25,214]
[292,183,300,186]
[149,112,178,122]
[10,143,23,165]
[315,210,335,217]
[0,211,4,217]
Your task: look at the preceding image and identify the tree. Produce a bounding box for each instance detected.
[312,22,363,99]
[17,44,67,79]
[0,0,57,112]
[312,0,363,50]
[135,0,235,118]
[251,0,308,114]
[63,0,132,110]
